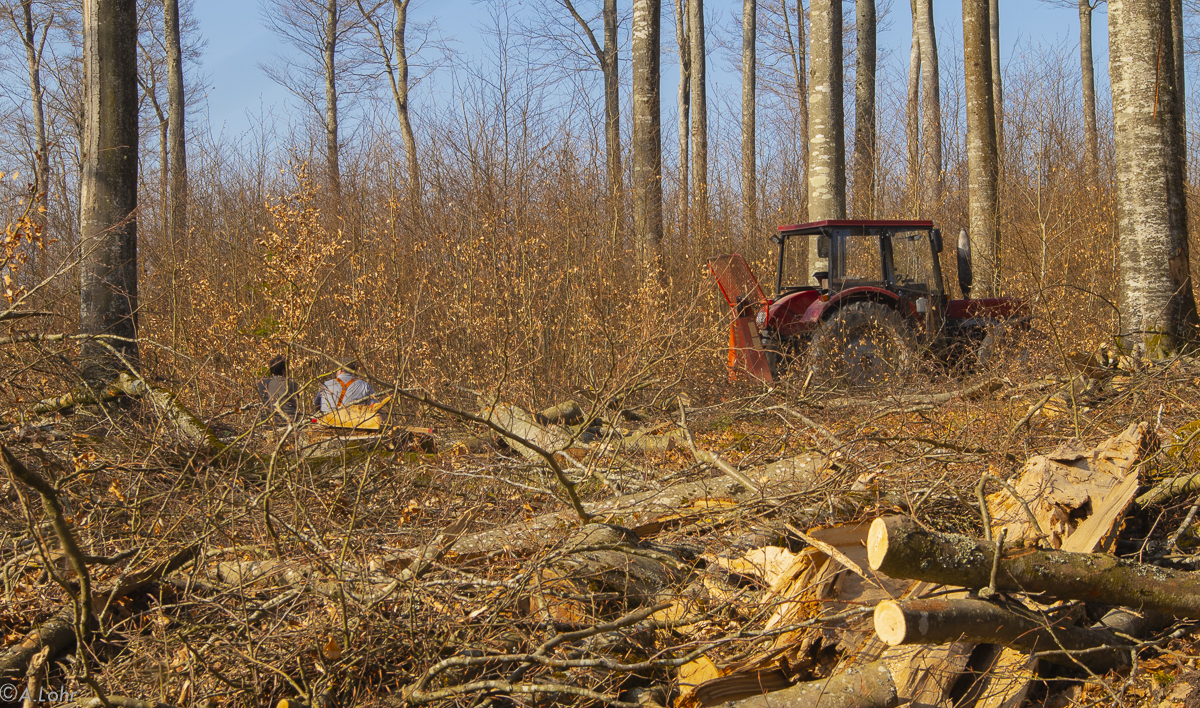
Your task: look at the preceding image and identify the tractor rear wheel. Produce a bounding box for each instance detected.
[807,302,919,388]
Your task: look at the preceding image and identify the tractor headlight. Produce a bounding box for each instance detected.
[756,310,768,329]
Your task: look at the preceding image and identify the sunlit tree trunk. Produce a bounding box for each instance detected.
[852,0,875,218]
[632,0,664,271]
[602,0,620,214]
[781,0,808,220]
[80,0,139,377]
[165,0,187,247]
[914,0,941,213]
[675,0,690,242]
[964,0,999,297]
[1110,0,1198,355]
[1080,0,1098,181]
[906,0,920,217]
[324,0,341,196]
[393,0,418,197]
[742,0,756,230]
[989,0,1002,155]
[689,0,708,236]
[806,0,844,281]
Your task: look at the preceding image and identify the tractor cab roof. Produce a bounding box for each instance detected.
[775,219,935,239]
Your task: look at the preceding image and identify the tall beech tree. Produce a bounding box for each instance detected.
[781,0,808,219]
[675,0,690,240]
[806,0,844,279]
[914,0,941,212]
[632,0,663,269]
[689,0,708,233]
[165,0,186,245]
[358,0,420,198]
[1110,0,1198,354]
[964,0,999,296]
[906,0,920,214]
[80,0,139,377]
[9,0,52,223]
[742,0,756,229]
[852,0,876,218]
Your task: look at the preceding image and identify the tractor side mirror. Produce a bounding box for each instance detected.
[817,235,829,258]
[957,229,974,298]
[930,229,943,254]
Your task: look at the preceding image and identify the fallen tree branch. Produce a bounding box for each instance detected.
[678,404,760,493]
[820,379,1002,409]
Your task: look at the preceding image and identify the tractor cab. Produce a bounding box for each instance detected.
[765,220,946,347]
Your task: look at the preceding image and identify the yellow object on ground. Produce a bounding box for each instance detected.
[318,397,391,430]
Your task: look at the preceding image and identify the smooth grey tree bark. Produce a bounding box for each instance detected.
[80,0,139,376]
[964,0,999,297]
[323,0,341,196]
[632,0,664,270]
[781,0,808,219]
[1110,0,1198,355]
[165,0,187,246]
[852,0,876,218]
[11,1,50,221]
[806,0,844,280]
[689,0,708,234]
[675,0,690,242]
[1080,0,1098,180]
[989,0,1002,155]
[914,0,941,213]
[742,0,756,230]
[906,0,920,216]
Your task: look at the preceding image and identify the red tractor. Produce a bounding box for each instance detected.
[709,219,1030,386]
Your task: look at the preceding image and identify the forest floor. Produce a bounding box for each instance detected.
[3,343,1200,708]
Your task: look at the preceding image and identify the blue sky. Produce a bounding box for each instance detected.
[191,0,1106,138]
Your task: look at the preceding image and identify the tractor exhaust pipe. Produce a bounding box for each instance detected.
[957,229,973,299]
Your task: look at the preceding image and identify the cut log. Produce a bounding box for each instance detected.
[536,400,586,426]
[874,597,1137,671]
[484,403,573,461]
[868,515,1200,618]
[709,660,898,708]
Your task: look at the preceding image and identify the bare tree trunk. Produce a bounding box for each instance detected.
[603,0,621,218]
[806,0,844,281]
[165,0,187,247]
[324,0,341,196]
[393,0,418,198]
[1110,0,1199,355]
[989,0,1002,156]
[964,0,999,297]
[1080,0,1098,181]
[914,0,941,213]
[689,0,707,237]
[632,0,664,272]
[781,0,808,220]
[851,0,875,218]
[675,0,690,243]
[15,1,49,222]
[80,0,139,378]
[742,0,756,231]
[906,0,920,217]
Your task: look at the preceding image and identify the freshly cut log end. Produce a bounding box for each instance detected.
[873,601,909,646]
[867,516,890,571]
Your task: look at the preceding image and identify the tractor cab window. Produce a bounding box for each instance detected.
[890,229,937,291]
[827,229,884,286]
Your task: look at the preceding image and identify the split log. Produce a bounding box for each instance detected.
[986,422,1152,548]
[874,597,1136,671]
[868,515,1200,618]
[710,660,898,708]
